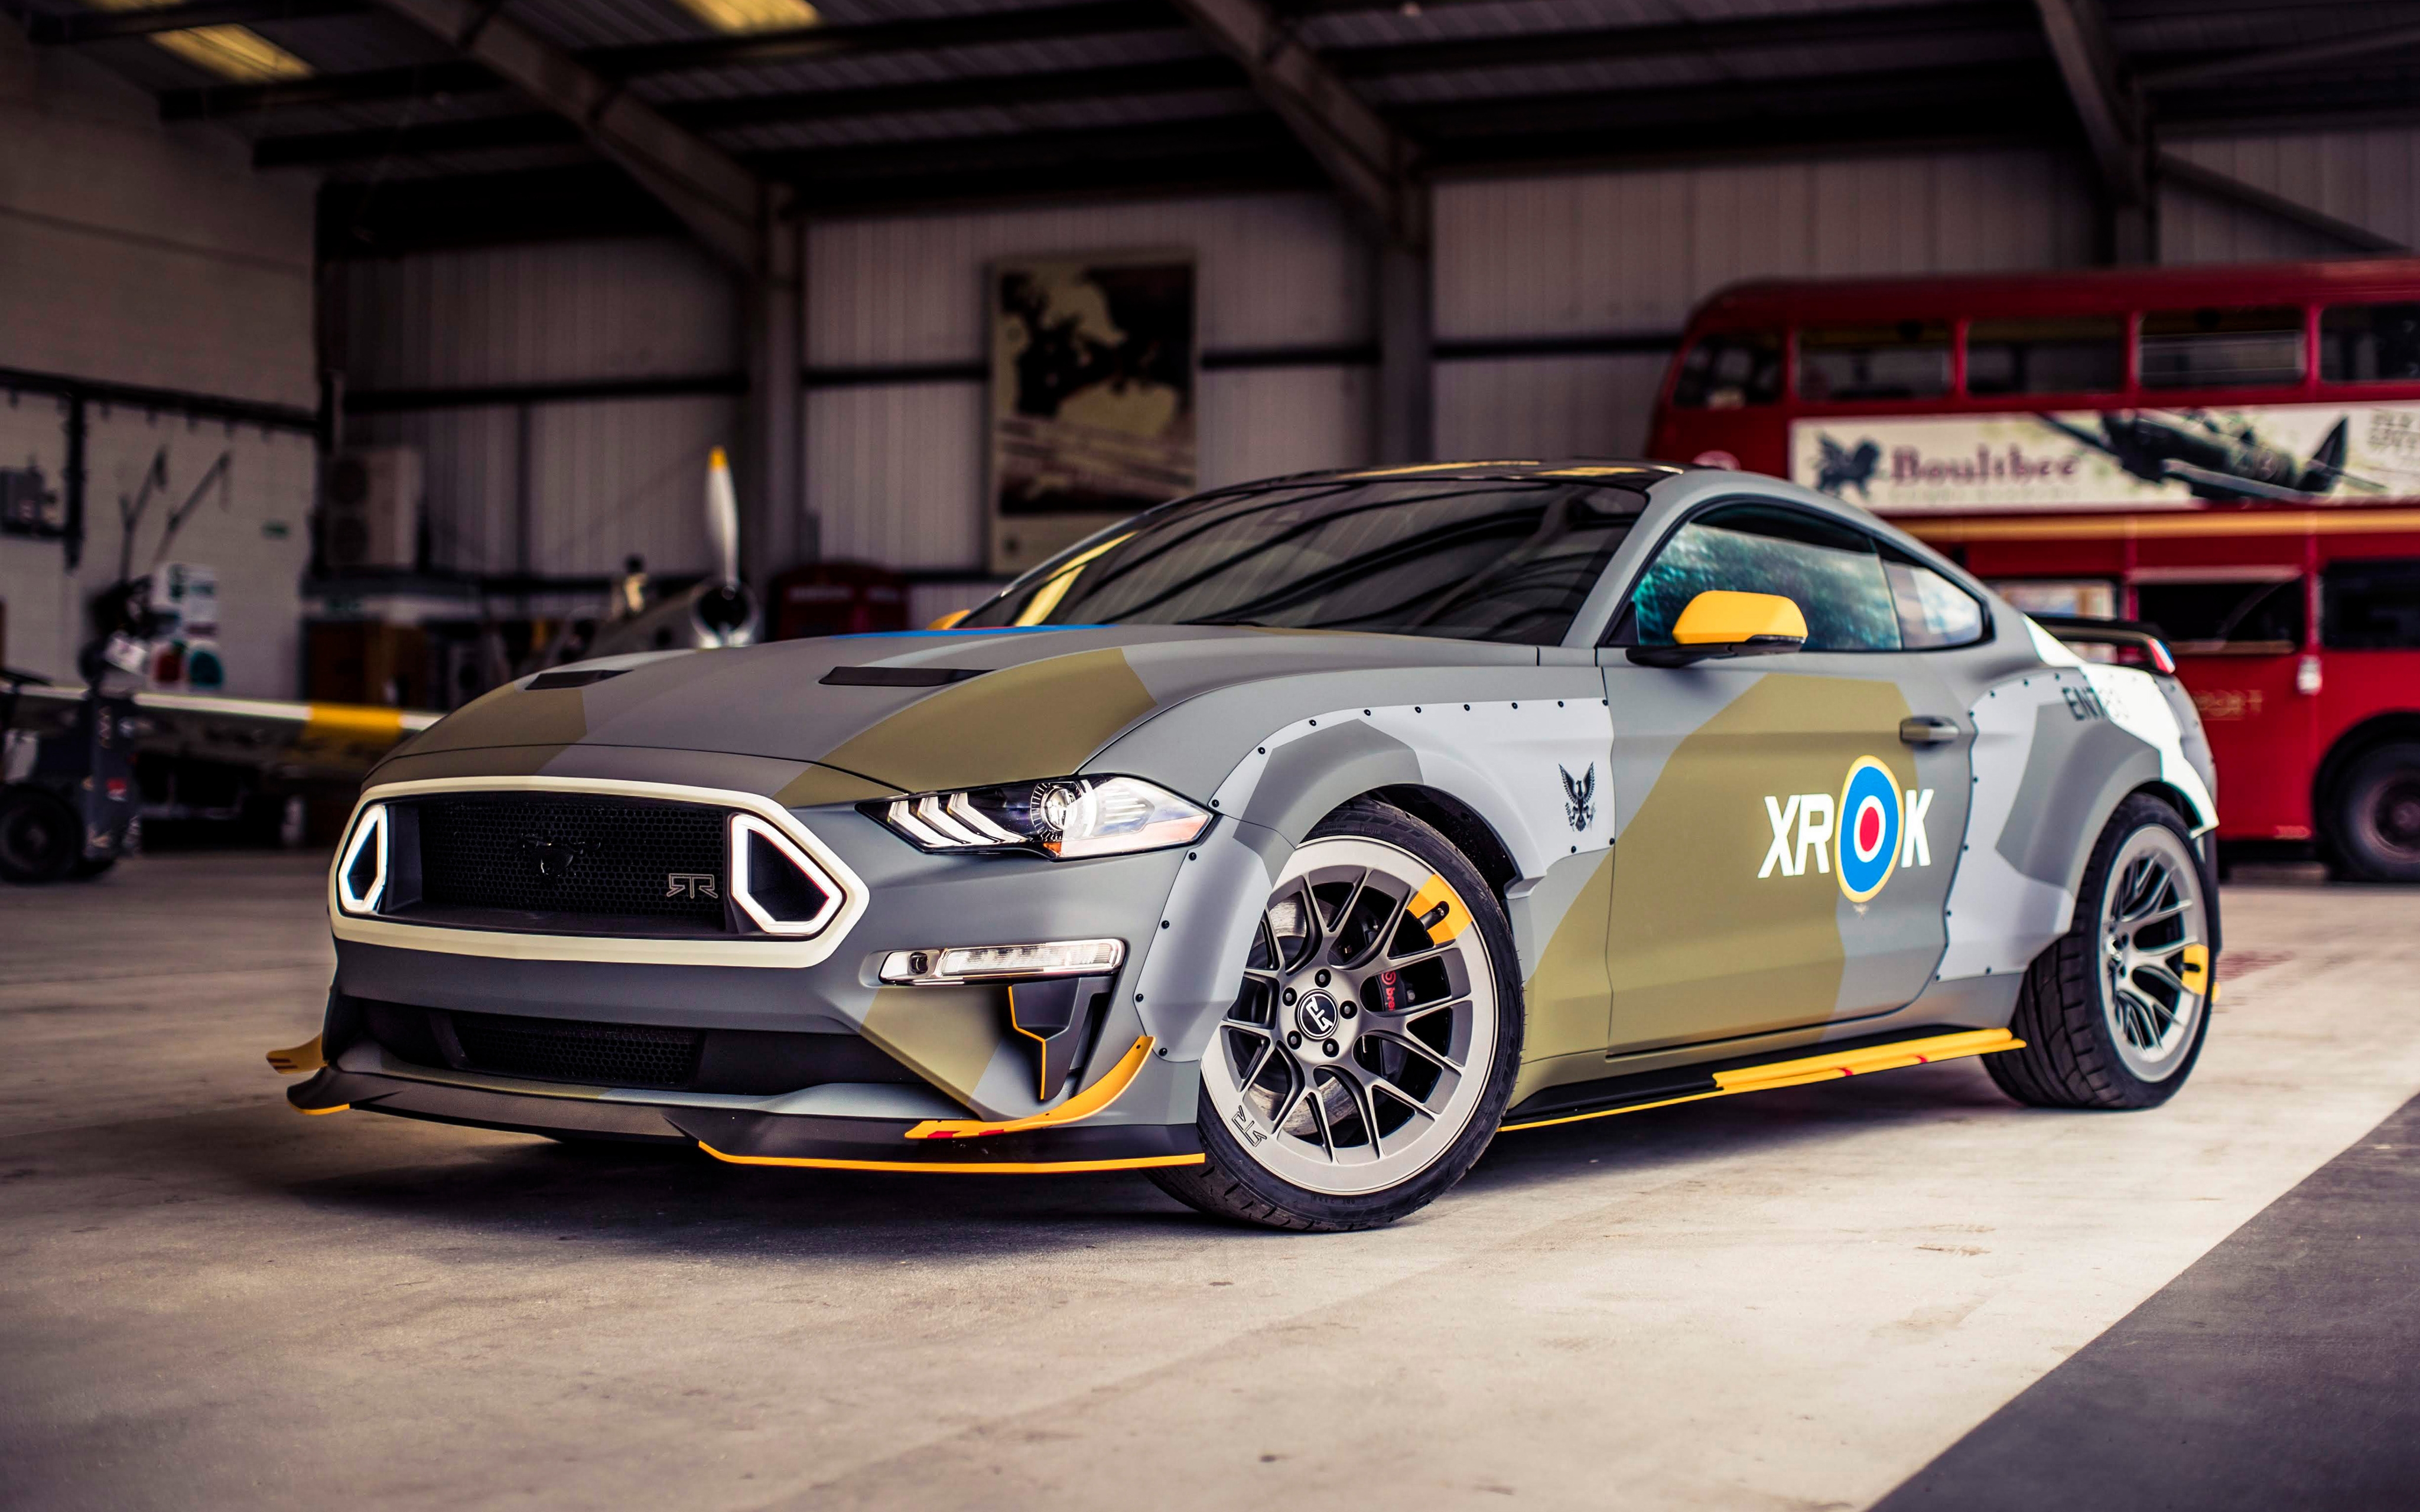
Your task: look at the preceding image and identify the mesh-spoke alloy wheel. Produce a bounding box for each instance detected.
[1154,799,1521,1230]
[1989,794,2217,1111]
[2096,826,2209,1083]
[1202,835,1498,1197]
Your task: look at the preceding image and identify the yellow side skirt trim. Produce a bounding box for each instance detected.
[1499,1028,2024,1133]
[295,1103,350,1116]
[902,1035,1154,1140]
[697,1145,1204,1175]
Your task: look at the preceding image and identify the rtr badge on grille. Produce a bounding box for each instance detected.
[664,872,719,900]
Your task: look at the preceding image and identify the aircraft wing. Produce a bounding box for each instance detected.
[2158,462,2335,504]
[6,684,438,781]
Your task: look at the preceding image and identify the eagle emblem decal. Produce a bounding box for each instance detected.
[1560,763,1596,833]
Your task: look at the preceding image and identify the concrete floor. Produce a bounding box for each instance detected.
[2,853,2414,1511]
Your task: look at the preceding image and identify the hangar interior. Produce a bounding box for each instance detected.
[6,0,2415,701]
[4,2,2419,1510]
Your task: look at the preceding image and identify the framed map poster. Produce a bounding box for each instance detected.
[987,250,1196,575]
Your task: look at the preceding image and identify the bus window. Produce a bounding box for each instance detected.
[2135,576,2304,654]
[1966,316,2126,396]
[2320,304,2420,383]
[1798,321,1951,403]
[1671,332,1783,409]
[2323,559,2420,647]
[1881,548,1986,648]
[1625,503,1901,651]
[1989,580,2118,621]
[2139,306,2305,389]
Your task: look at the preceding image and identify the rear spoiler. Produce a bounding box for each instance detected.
[2028,614,2178,676]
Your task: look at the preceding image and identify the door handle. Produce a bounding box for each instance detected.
[1899,716,1961,745]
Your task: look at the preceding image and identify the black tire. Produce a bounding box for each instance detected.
[2327,742,2420,884]
[1988,794,2215,1110]
[0,788,81,885]
[1149,797,1524,1232]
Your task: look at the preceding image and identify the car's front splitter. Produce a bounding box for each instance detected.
[285,1065,1204,1174]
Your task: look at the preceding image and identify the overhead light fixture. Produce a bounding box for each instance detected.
[89,0,313,84]
[672,0,822,34]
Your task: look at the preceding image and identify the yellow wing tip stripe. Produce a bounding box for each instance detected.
[902,1035,1155,1140]
[697,1145,1204,1175]
[1499,1028,2024,1133]
[295,1103,350,1116]
[265,1034,325,1074]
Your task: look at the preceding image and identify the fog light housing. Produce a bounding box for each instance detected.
[879,937,1124,985]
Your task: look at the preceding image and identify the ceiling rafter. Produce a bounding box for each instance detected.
[22,0,363,44]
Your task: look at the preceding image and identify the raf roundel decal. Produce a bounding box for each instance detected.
[1835,757,1902,903]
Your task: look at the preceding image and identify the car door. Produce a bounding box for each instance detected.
[1596,501,1975,1055]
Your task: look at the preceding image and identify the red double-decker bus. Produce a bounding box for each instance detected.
[1647,259,2420,881]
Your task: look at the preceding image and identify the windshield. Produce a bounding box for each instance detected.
[959,478,1646,645]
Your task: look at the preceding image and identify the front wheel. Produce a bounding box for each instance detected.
[0,788,81,885]
[1150,798,1523,1232]
[1988,794,2215,1110]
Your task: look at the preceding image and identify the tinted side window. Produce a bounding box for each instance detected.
[1798,321,1952,402]
[1628,504,1902,651]
[2135,578,2304,651]
[1966,316,2126,396]
[2139,306,2306,389]
[1671,333,1784,408]
[1882,548,1988,648]
[2323,559,2420,648]
[2320,304,2420,383]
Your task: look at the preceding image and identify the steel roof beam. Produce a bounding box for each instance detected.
[22,0,364,44]
[2155,152,2408,255]
[2140,19,2420,93]
[2029,0,2151,260]
[366,0,763,270]
[161,0,1179,118]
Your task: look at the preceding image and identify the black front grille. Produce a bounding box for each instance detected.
[451,1011,704,1089]
[414,794,726,923]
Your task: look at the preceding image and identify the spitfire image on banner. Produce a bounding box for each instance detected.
[987,250,1198,575]
[1788,404,2420,513]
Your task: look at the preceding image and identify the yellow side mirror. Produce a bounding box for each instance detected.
[926,608,972,631]
[1630,590,1807,667]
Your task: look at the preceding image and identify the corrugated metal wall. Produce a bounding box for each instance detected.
[338,239,740,578]
[1434,149,2102,459]
[804,191,1374,572]
[2162,128,2420,263]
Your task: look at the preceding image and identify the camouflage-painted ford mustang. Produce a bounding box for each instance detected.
[281,462,2221,1230]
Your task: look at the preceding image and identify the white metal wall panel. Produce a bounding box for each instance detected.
[1433,149,2098,462]
[806,191,1370,366]
[1436,353,1671,461]
[349,409,521,575]
[1436,149,2097,341]
[338,238,737,389]
[2161,129,2420,265]
[531,396,738,579]
[1196,367,1374,486]
[0,56,316,409]
[806,383,987,572]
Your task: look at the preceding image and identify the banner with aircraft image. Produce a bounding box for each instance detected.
[1790,405,2420,513]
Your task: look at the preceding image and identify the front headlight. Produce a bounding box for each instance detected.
[867,774,1211,859]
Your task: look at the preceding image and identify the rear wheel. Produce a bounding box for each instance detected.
[0,788,80,885]
[1989,795,2214,1110]
[2327,742,2420,884]
[1150,798,1522,1231]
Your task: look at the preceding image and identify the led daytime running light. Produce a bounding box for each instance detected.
[874,775,1209,860]
[334,803,388,915]
[880,938,1126,985]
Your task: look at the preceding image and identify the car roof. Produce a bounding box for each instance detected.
[1181,459,1687,498]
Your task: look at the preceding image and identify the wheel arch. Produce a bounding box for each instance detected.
[1366,784,1520,901]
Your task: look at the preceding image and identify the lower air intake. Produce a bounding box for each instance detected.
[450,1012,703,1089]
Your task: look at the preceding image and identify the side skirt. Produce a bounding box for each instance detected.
[1498,1026,2022,1133]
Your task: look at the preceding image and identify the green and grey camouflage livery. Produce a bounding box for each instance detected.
[285,462,2219,1224]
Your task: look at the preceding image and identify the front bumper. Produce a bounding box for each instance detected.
[287,1050,1205,1174]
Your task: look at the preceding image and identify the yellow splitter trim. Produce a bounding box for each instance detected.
[1500,1028,2024,1132]
[696,1148,1204,1175]
[903,1035,1154,1140]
